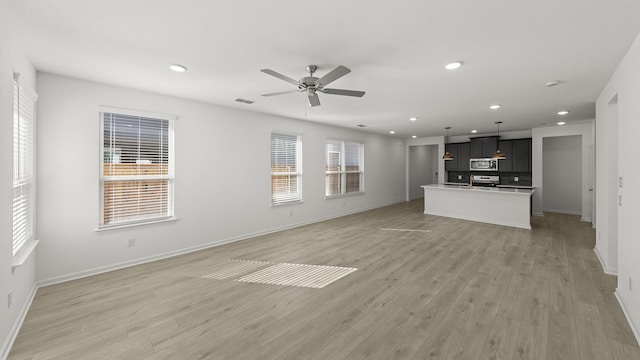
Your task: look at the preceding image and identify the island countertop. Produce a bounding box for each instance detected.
[425,183,535,195]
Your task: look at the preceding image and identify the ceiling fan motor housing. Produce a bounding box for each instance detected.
[300,76,319,88]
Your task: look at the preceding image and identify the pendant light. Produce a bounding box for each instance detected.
[442,127,454,161]
[492,121,506,159]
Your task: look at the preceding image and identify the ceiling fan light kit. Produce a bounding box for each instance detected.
[261,65,365,107]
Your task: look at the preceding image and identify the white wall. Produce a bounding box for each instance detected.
[408,145,436,200]
[542,135,582,214]
[531,121,593,222]
[35,73,406,284]
[0,2,39,358]
[596,31,640,344]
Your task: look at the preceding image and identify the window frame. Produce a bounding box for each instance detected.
[98,107,176,230]
[12,76,37,257]
[325,139,364,198]
[270,131,303,206]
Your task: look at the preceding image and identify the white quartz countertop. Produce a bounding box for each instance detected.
[422,184,535,195]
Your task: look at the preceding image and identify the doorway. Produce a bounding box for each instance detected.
[542,135,582,214]
[408,145,438,200]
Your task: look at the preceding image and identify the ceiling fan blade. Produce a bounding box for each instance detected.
[262,90,301,97]
[315,65,351,88]
[260,69,300,87]
[320,88,366,97]
[308,93,321,107]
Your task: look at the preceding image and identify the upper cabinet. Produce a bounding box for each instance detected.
[444,143,458,171]
[498,138,531,172]
[457,142,470,171]
[470,136,498,158]
[444,142,470,171]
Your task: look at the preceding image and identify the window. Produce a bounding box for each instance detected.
[271,132,302,205]
[325,140,363,197]
[100,110,175,228]
[13,77,37,256]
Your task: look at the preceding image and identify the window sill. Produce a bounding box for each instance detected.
[12,239,40,270]
[325,192,365,200]
[95,217,178,232]
[271,200,304,207]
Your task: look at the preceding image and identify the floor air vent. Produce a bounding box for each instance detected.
[236,263,357,289]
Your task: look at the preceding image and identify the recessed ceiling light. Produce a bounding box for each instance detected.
[545,80,561,87]
[389,130,396,134]
[409,117,418,121]
[411,135,417,139]
[489,104,502,110]
[557,110,569,115]
[169,64,187,72]
[471,129,478,133]
[445,61,463,70]
[557,121,566,126]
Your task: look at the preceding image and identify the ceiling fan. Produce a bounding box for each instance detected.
[260,65,365,107]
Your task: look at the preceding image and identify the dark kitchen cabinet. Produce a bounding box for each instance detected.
[470,136,498,158]
[444,143,458,171]
[457,142,470,171]
[498,140,513,172]
[513,138,532,172]
[445,142,470,171]
[498,138,531,172]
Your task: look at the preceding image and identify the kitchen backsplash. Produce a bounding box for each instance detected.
[447,171,532,186]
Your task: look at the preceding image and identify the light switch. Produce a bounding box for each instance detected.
[514,176,519,182]
[619,176,623,188]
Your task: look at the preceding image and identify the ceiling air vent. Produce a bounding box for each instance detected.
[234,98,254,104]
[356,124,366,128]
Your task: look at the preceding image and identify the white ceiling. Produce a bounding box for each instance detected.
[9,0,640,138]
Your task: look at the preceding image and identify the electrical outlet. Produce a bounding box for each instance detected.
[127,238,135,247]
[619,195,622,206]
[619,176,623,188]
[630,278,633,292]
[514,176,519,182]
[457,175,462,180]
[7,292,12,308]
[289,210,294,217]
[342,201,346,207]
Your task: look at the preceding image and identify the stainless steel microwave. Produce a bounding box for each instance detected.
[469,158,498,171]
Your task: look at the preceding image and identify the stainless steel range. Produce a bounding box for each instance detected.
[471,175,500,187]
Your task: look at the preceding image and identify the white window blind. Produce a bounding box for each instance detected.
[100,111,174,227]
[13,78,37,256]
[271,132,302,205]
[325,140,363,196]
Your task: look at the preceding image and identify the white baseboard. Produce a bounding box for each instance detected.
[39,200,404,287]
[593,247,617,275]
[615,291,640,347]
[1,284,38,360]
[542,208,582,215]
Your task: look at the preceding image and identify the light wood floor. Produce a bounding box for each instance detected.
[9,200,640,360]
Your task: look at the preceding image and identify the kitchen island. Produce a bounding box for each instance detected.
[421,184,535,229]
